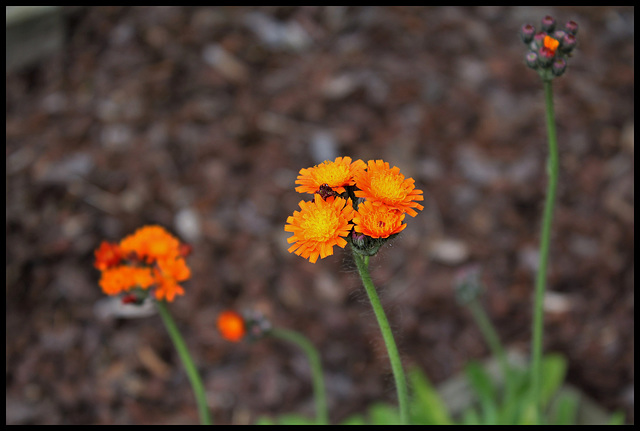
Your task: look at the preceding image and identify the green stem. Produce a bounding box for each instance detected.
[353,250,409,425]
[468,299,510,383]
[156,300,213,425]
[531,79,559,423]
[269,328,329,425]
[468,298,519,422]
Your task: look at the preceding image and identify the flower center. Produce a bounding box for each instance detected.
[370,172,408,202]
[301,206,339,241]
[358,206,403,238]
[314,163,350,186]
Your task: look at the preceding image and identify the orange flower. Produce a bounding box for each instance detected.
[95,225,192,302]
[99,265,155,296]
[354,160,424,217]
[217,310,247,342]
[353,201,406,239]
[120,225,181,263]
[295,157,366,195]
[152,257,191,302]
[543,35,559,55]
[94,241,123,271]
[285,195,355,263]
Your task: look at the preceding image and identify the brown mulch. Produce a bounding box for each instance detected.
[6,6,634,424]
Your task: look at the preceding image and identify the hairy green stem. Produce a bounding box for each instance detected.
[531,79,559,423]
[269,328,329,425]
[353,250,409,424]
[156,300,213,425]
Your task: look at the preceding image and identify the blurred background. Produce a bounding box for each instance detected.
[6,6,633,424]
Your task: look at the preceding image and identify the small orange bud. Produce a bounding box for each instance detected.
[217,310,247,342]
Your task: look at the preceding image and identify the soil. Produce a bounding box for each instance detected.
[6,6,634,425]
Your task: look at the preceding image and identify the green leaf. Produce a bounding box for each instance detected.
[464,361,496,401]
[540,354,567,407]
[255,413,317,425]
[460,406,481,425]
[464,361,498,423]
[367,402,400,425]
[339,413,367,425]
[607,411,626,425]
[497,361,533,424]
[517,399,538,425]
[408,367,453,425]
[254,416,276,425]
[552,391,579,425]
[498,385,524,424]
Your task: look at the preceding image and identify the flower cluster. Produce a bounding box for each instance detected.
[94,225,191,302]
[285,157,423,262]
[521,15,578,79]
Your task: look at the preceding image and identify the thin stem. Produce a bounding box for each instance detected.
[156,300,213,425]
[269,328,329,425]
[531,79,559,423]
[467,298,518,422]
[468,299,510,383]
[353,250,409,425]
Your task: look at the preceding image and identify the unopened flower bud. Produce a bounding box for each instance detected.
[560,33,577,53]
[217,310,247,342]
[454,265,483,305]
[541,15,556,33]
[243,309,272,340]
[565,20,578,36]
[533,31,546,48]
[520,24,536,44]
[553,30,566,42]
[351,231,366,248]
[525,51,538,69]
[552,58,567,77]
[317,183,337,200]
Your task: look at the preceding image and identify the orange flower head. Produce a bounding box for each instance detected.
[353,201,407,239]
[354,160,424,217]
[295,157,366,195]
[543,35,560,55]
[99,266,155,296]
[95,225,191,302]
[119,225,181,263]
[152,256,191,302]
[217,310,247,342]
[285,194,355,263]
[94,241,123,271]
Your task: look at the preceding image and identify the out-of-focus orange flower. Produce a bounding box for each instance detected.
[120,225,181,263]
[95,225,191,302]
[99,266,155,296]
[285,195,355,263]
[354,160,424,217]
[217,310,246,342]
[152,257,191,302]
[353,201,406,239]
[94,241,123,271]
[295,157,366,195]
